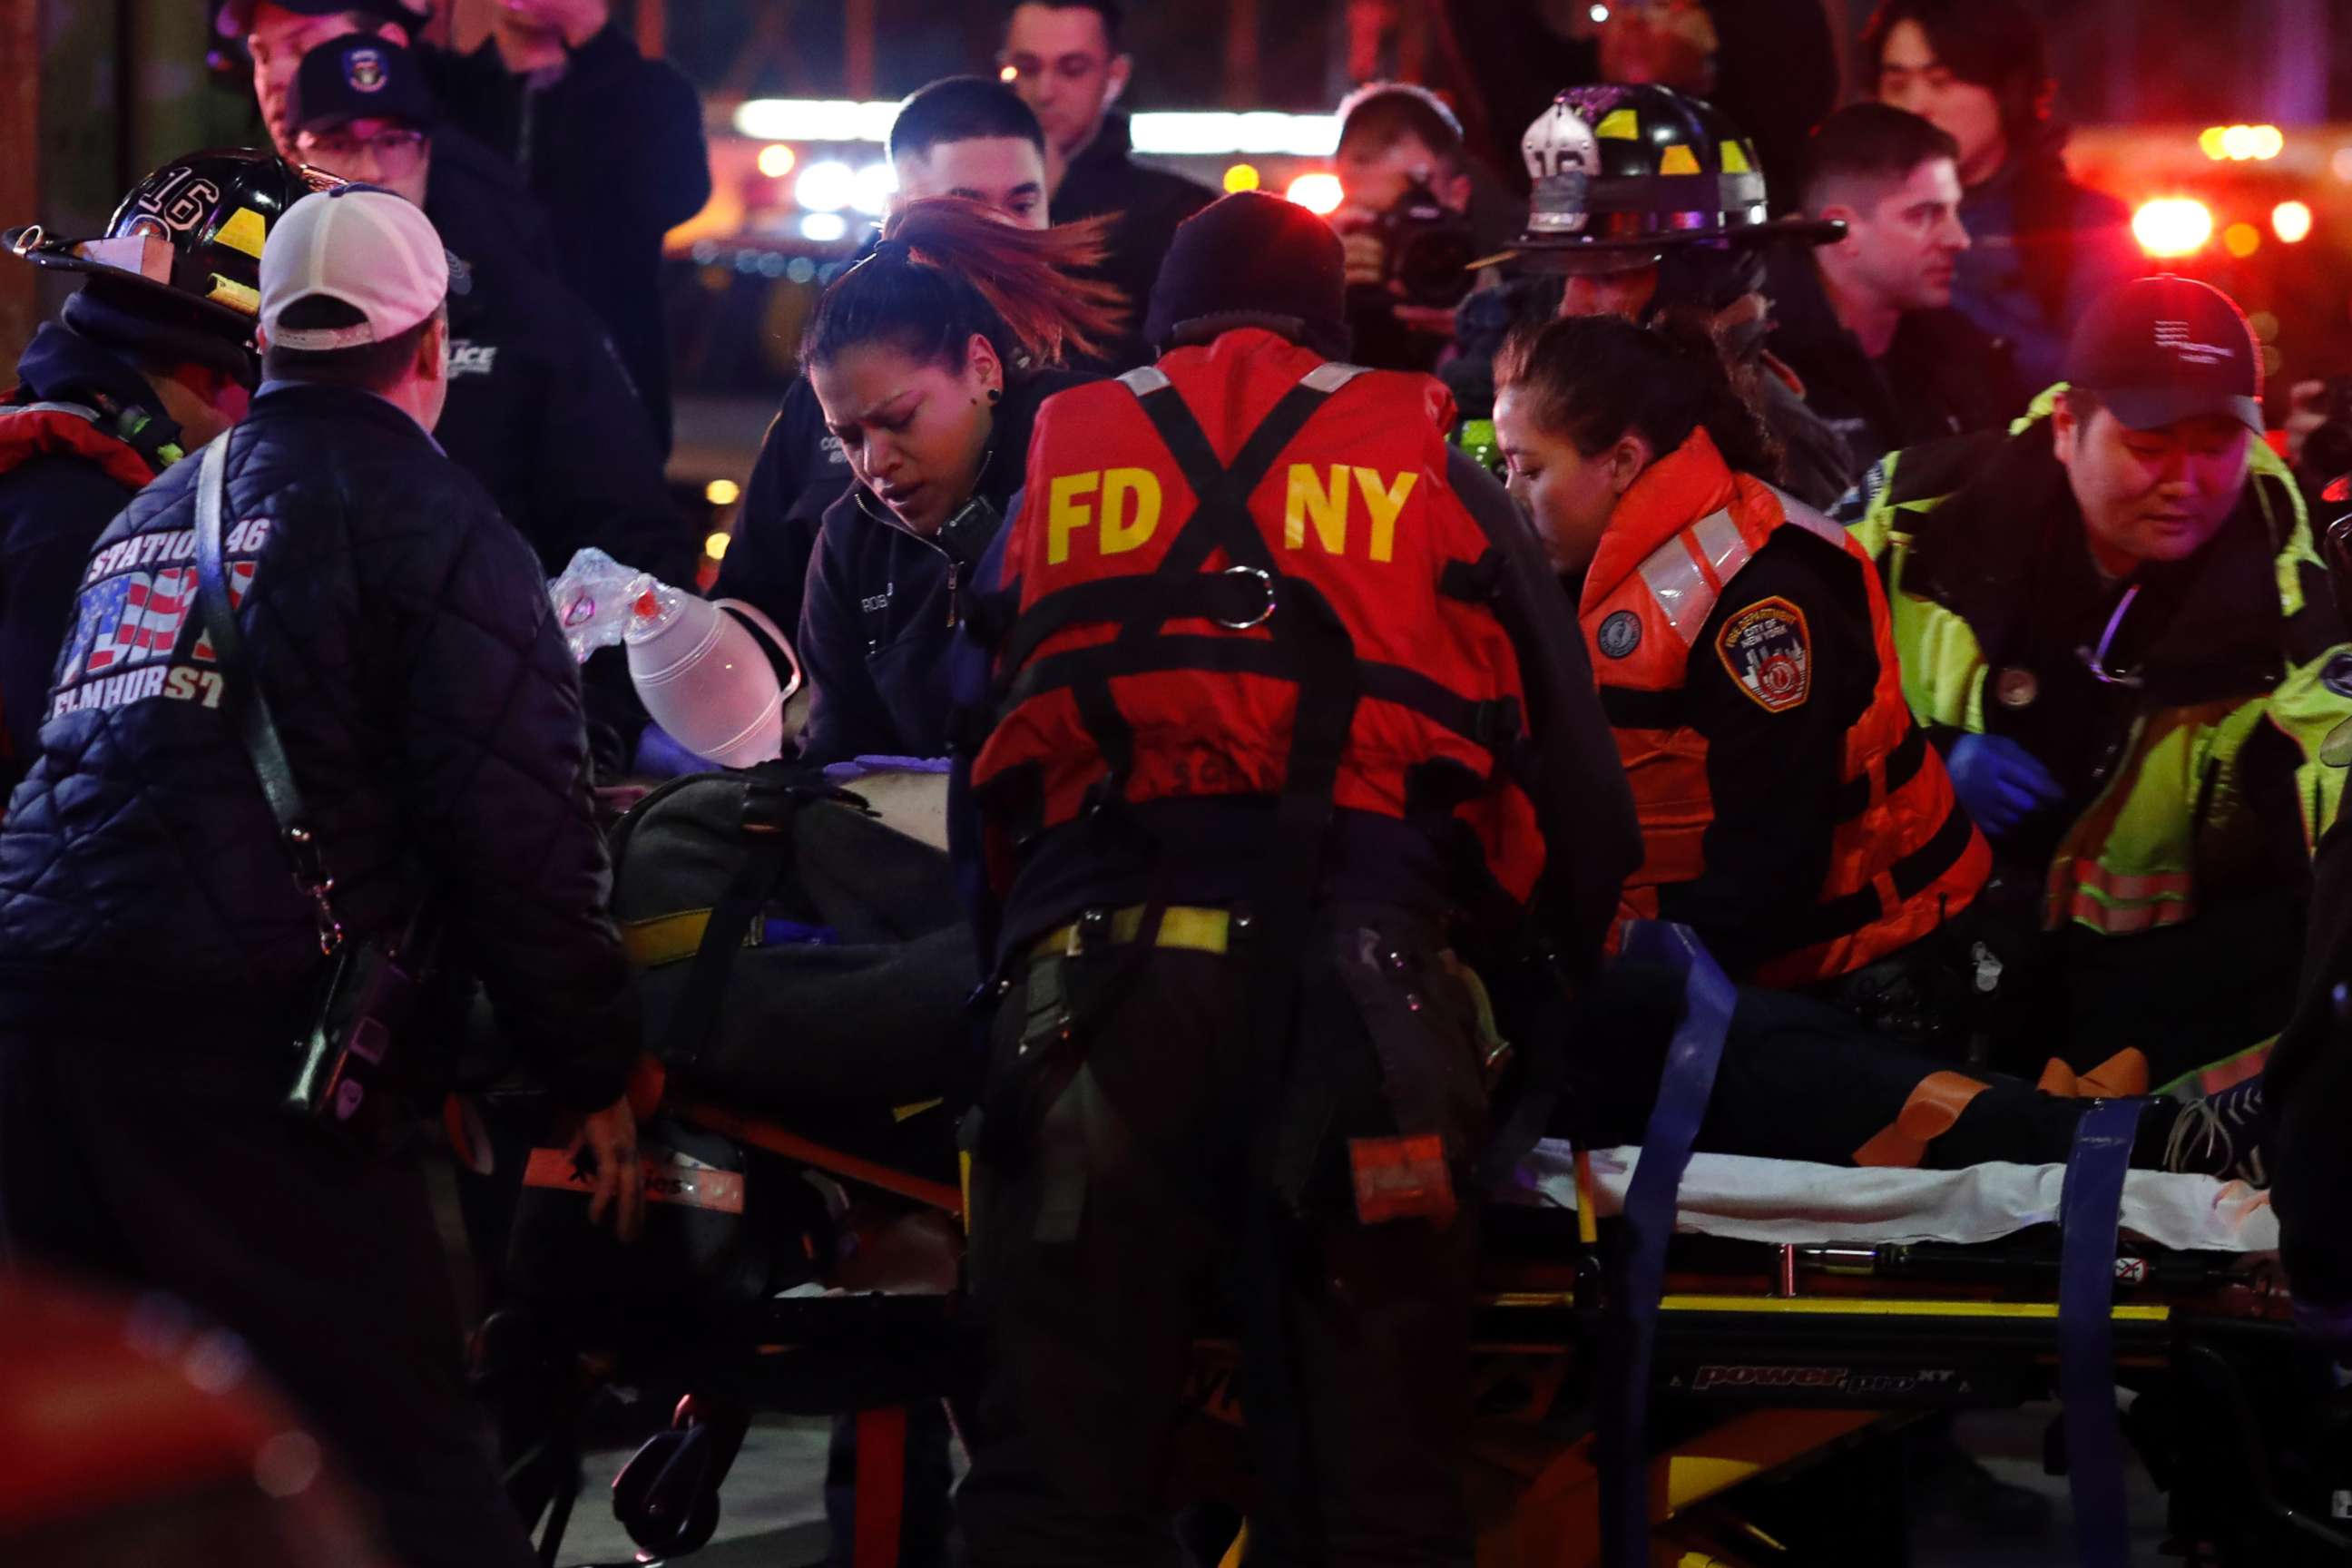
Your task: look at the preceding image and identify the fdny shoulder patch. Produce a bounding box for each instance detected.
[1596,609,1642,659]
[1715,595,1811,713]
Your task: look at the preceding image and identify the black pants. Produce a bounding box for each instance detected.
[1567,963,2092,1168]
[0,1039,537,1568]
[958,908,1486,1568]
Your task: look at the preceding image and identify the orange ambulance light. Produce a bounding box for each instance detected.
[1286,172,1345,216]
[756,143,797,180]
[2273,201,2314,244]
[1224,162,1261,193]
[2132,198,2212,259]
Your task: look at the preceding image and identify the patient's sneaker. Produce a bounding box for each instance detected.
[2157,1078,2269,1187]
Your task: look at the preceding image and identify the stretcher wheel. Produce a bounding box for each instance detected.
[612,1425,724,1556]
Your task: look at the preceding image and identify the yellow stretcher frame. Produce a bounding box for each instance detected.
[1170,1282,2195,1568]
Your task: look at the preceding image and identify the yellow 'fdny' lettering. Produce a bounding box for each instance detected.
[1283,465,1418,561]
[1046,468,1163,564]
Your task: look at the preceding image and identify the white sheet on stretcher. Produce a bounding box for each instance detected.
[1514,1142,2278,1254]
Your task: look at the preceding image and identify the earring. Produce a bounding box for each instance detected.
[986,387,1002,405]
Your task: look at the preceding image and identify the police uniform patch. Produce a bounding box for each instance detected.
[1596,609,1642,660]
[1715,596,1811,713]
[346,46,387,92]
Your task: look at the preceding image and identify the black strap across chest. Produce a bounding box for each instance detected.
[990,364,1525,772]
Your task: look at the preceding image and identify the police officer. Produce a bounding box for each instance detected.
[287,34,690,768]
[1494,84,1857,508]
[717,75,1061,655]
[0,151,312,790]
[1849,274,2352,1095]
[954,191,1638,1565]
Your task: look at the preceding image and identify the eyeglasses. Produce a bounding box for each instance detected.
[2075,583,2146,689]
[996,50,1108,84]
[294,127,427,175]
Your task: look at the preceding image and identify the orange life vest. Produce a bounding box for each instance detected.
[1580,428,1987,986]
[969,328,1545,906]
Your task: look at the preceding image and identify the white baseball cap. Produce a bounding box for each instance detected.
[259,187,448,351]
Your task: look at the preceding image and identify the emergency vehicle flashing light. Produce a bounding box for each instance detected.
[2201,124,2286,162]
[735,101,1338,159]
[1286,173,1346,217]
[1224,163,1261,193]
[705,532,732,560]
[850,163,898,219]
[705,480,740,507]
[2273,201,2314,244]
[2132,198,2212,259]
[756,143,797,180]
[795,161,858,215]
[800,212,849,243]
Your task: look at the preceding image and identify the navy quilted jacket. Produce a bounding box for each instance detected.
[0,383,636,1110]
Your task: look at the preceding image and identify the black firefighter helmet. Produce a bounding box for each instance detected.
[5,150,331,358]
[1497,83,1841,272]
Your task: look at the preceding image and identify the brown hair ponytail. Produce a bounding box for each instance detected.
[802,196,1129,375]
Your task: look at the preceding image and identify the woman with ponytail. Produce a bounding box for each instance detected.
[1494,309,1990,998]
[795,196,1125,763]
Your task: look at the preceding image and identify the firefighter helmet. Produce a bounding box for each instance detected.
[5,149,334,336]
[1504,83,1840,271]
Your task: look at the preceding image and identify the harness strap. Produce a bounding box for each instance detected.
[997,633,1523,757]
[1746,791,1978,961]
[658,768,812,1075]
[1828,720,1930,820]
[2057,1098,2145,1568]
[1601,923,1737,1568]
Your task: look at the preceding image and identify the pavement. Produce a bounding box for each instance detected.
[541,1405,2160,1567]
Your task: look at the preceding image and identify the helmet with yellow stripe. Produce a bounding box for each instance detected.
[1503,83,1840,272]
[5,149,331,340]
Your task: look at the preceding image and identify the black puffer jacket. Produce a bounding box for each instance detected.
[0,384,636,1109]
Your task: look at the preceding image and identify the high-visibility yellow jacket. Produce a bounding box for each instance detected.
[1846,390,2349,941]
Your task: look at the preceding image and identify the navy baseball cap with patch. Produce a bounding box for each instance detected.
[290,34,435,134]
[2063,274,2263,434]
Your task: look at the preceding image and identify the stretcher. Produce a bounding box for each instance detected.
[492,1088,2344,1568]
[517,776,2341,1564]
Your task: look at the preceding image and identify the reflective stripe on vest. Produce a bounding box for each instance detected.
[973,333,1544,906]
[1582,432,1987,985]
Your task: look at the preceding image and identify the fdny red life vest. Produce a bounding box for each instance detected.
[969,328,1545,906]
[1580,428,1988,987]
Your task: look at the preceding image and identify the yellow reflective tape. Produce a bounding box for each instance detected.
[1596,108,1641,139]
[1719,140,1752,174]
[1668,1454,1764,1510]
[214,206,268,259]
[622,908,725,967]
[206,274,260,314]
[1034,904,1231,960]
[1660,144,1701,175]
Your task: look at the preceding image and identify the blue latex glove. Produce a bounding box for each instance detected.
[1945,733,2066,837]
[631,720,710,779]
